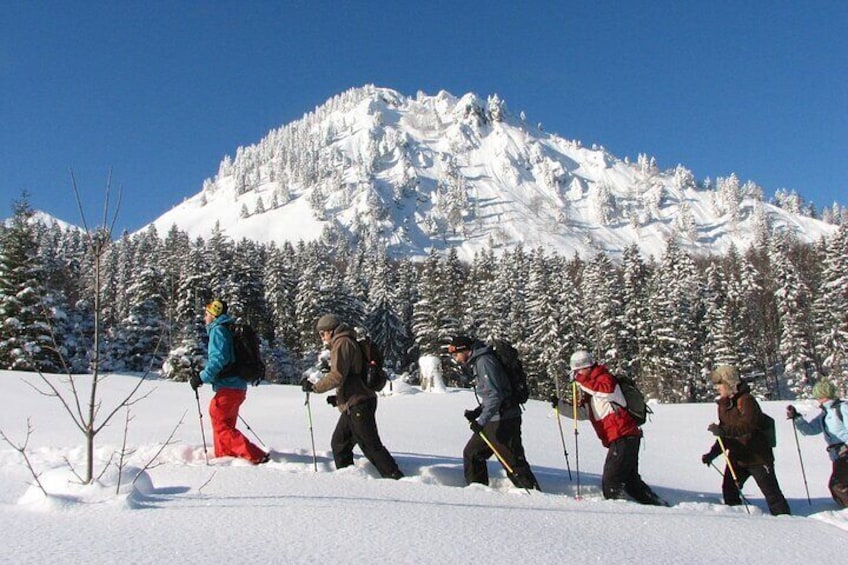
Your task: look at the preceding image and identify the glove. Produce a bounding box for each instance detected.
[464,407,482,422]
[189,373,202,391]
[327,395,338,407]
[549,394,559,409]
[300,378,314,393]
[707,423,723,437]
[786,405,799,420]
[701,452,716,466]
[469,420,483,434]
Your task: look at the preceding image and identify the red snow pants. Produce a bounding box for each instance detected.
[209,387,265,463]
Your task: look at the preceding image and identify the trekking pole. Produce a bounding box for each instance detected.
[304,392,318,472]
[194,389,209,465]
[716,436,749,515]
[790,418,812,506]
[573,380,581,499]
[477,430,530,495]
[238,414,267,451]
[553,375,572,480]
[708,460,753,506]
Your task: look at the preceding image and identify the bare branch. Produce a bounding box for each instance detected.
[94,452,116,483]
[0,419,48,497]
[19,326,86,427]
[62,456,84,484]
[107,182,123,238]
[102,168,112,231]
[23,376,86,434]
[38,299,75,379]
[132,411,186,486]
[115,407,132,494]
[92,329,166,436]
[69,169,91,237]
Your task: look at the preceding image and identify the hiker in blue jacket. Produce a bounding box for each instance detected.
[787,379,848,508]
[190,299,268,464]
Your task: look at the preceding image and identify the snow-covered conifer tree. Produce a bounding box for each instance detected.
[770,234,816,396]
[620,244,651,380]
[580,251,623,373]
[0,197,57,371]
[813,223,848,388]
[644,238,700,401]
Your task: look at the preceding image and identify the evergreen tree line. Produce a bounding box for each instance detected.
[2,197,847,403]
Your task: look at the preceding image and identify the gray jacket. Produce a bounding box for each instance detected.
[467,342,521,426]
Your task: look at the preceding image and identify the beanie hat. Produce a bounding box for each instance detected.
[446,335,474,353]
[570,350,594,371]
[710,365,740,388]
[812,379,837,400]
[315,313,341,332]
[205,299,227,318]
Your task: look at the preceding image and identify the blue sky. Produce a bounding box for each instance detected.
[2,1,845,232]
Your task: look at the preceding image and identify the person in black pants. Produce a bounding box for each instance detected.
[447,335,540,491]
[552,349,664,505]
[702,365,790,515]
[301,314,403,479]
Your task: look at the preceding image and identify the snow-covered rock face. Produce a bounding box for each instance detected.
[149,85,836,261]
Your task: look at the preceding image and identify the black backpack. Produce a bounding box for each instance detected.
[219,320,266,385]
[734,397,776,448]
[760,412,777,448]
[358,337,387,392]
[613,375,653,426]
[490,339,530,406]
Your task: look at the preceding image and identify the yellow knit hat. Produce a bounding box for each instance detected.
[205,299,227,318]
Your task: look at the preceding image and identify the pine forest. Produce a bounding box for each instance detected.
[2,196,847,403]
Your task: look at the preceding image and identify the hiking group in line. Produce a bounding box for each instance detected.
[190,300,848,511]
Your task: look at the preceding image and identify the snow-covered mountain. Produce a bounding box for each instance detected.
[3,209,78,231]
[150,85,835,260]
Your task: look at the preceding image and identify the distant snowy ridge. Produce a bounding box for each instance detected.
[151,85,836,260]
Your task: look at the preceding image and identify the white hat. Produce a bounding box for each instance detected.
[570,350,594,371]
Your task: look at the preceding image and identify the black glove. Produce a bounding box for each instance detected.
[189,373,202,391]
[464,407,482,422]
[327,395,337,407]
[469,420,483,434]
[301,378,314,393]
[701,452,716,466]
[786,405,799,420]
[549,394,559,409]
[707,423,723,437]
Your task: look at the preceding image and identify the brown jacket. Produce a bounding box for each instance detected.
[312,324,375,411]
[712,383,774,466]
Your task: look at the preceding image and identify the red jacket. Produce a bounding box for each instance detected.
[575,364,641,447]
